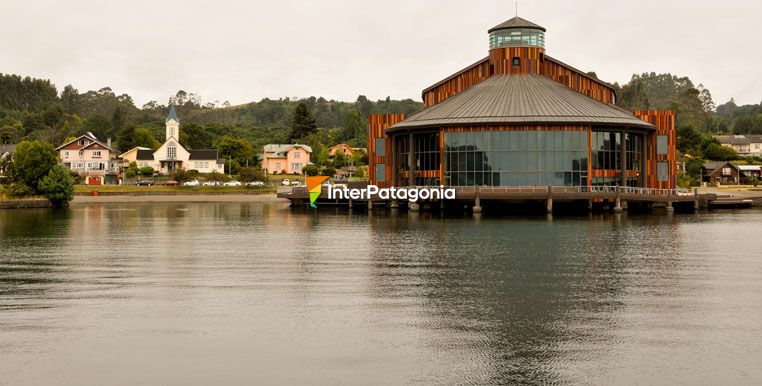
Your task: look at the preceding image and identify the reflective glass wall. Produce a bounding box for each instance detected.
[489,28,545,49]
[443,130,588,186]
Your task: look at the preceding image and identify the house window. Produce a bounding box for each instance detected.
[657,135,669,155]
[294,151,301,159]
[78,140,84,146]
[64,151,70,158]
[512,57,520,67]
[79,150,84,157]
[657,162,669,182]
[722,167,732,176]
[291,163,303,173]
[92,150,101,157]
[167,143,176,159]
[275,162,282,171]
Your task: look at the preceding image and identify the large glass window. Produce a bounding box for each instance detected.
[657,162,669,182]
[657,135,669,155]
[374,138,385,156]
[489,28,545,49]
[375,164,385,182]
[443,130,588,187]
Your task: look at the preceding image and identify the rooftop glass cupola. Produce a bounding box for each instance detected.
[488,16,546,49]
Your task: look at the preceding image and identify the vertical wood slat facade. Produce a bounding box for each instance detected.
[368,114,406,188]
[635,110,676,189]
[422,59,489,107]
[489,47,543,76]
[422,54,614,108]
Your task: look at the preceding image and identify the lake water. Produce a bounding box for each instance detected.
[1,203,761,385]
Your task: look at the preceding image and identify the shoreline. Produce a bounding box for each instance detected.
[71,193,288,204]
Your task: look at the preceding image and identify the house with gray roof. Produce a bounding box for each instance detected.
[261,144,313,174]
[714,134,762,157]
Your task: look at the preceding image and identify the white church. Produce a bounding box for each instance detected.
[120,106,225,174]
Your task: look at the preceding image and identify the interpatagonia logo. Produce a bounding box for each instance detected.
[306,176,329,208]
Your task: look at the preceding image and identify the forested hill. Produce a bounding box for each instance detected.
[2,71,762,157]
[0,73,423,154]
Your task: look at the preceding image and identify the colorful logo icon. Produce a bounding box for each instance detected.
[306,176,329,208]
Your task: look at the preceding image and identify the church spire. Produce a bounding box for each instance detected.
[166,105,179,123]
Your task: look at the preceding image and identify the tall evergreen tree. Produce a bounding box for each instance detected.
[289,101,317,141]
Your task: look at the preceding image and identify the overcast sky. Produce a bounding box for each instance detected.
[2,0,760,108]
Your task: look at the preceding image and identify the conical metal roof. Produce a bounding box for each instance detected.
[488,16,546,33]
[388,75,654,132]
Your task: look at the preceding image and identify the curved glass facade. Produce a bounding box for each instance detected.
[489,28,545,49]
[443,130,588,187]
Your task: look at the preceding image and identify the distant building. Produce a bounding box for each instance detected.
[701,162,740,185]
[118,106,224,174]
[714,135,762,157]
[738,165,762,179]
[56,133,119,184]
[260,144,312,174]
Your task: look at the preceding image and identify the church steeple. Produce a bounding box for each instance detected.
[165,105,180,141]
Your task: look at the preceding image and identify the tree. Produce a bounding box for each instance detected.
[676,125,703,154]
[13,140,58,193]
[133,127,160,149]
[182,123,213,149]
[302,165,319,176]
[171,168,192,183]
[38,165,74,206]
[289,101,317,141]
[685,158,705,179]
[321,166,336,177]
[333,149,347,168]
[703,143,738,161]
[338,110,367,146]
[217,136,254,166]
[80,114,111,140]
[125,161,139,178]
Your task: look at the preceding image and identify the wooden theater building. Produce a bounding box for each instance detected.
[369,16,676,191]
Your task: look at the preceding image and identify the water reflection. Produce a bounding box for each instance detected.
[1,205,761,384]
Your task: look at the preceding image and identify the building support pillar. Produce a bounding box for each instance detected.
[546,186,553,213]
[613,186,623,212]
[473,196,482,214]
[410,202,419,212]
[367,200,373,210]
[587,200,593,211]
[665,201,674,213]
[390,199,399,209]
[348,199,353,209]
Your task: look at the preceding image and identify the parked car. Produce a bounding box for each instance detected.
[246,181,265,187]
[290,180,302,187]
[183,180,200,187]
[135,180,153,186]
[161,180,179,186]
[223,180,242,187]
[281,179,291,186]
[202,181,220,187]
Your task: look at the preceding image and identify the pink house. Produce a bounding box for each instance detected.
[56,133,118,184]
[261,144,313,174]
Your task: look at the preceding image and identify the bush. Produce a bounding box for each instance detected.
[38,165,74,207]
[126,161,139,178]
[139,166,154,176]
[321,166,336,177]
[355,166,366,178]
[171,168,192,183]
[302,165,319,176]
[239,167,266,182]
[207,171,227,182]
[187,170,200,179]
[4,183,35,198]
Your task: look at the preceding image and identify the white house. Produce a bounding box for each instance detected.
[119,106,224,174]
